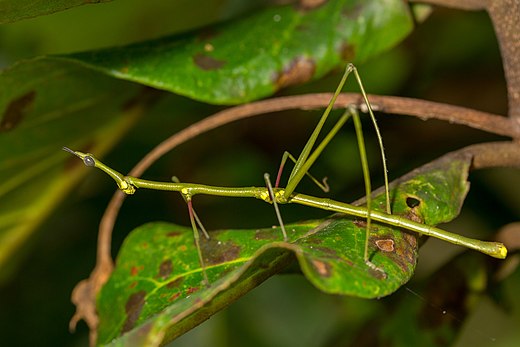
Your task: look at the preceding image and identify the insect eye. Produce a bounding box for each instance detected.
[84,156,95,167]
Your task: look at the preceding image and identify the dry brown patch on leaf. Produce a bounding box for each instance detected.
[1,90,36,132]
[312,258,332,277]
[156,259,173,280]
[121,290,147,333]
[193,53,226,70]
[275,57,315,89]
[375,238,395,252]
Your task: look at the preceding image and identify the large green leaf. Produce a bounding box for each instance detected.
[59,0,413,104]
[97,156,471,346]
[0,0,413,281]
[0,59,152,282]
[0,0,112,24]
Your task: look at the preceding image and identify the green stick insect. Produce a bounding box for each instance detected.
[64,64,507,284]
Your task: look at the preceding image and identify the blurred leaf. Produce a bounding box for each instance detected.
[60,0,414,104]
[0,0,112,24]
[97,156,471,346]
[0,58,157,282]
[0,0,261,65]
[0,0,413,282]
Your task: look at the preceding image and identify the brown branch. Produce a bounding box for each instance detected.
[487,1,520,123]
[465,141,520,169]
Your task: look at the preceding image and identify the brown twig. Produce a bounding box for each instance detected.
[488,1,520,123]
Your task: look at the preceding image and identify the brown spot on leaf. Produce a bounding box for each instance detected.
[179,245,188,252]
[186,286,199,295]
[201,237,241,266]
[130,265,144,276]
[156,260,173,280]
[368,266,388,280]
[1,91,36,132]
[141,242,149,249]
[405,209,424,224]
[353,220,367,229]
[375,239,395,252]
[404,233,418,250]
[254,229,279,240]
[168,292,181,302]
[193,53,226,70]
[340,43,356,61]
[129,281,137,289]
[275,57,315,89]
[166,277,184,289]
[402,196,424,223]
[121,290,146,334]
[166,231,182,237]
[380,231,418,274]
[312,259,332,277]
[399,233,419,266]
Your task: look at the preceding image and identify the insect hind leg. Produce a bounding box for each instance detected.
[264,173,288,242]
[275,151,329,192]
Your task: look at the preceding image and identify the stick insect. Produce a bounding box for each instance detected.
[64,63,507,284]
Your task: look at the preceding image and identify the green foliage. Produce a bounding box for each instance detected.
[0,60,143,281]
[64,0,412,104]
[0,0,112,24]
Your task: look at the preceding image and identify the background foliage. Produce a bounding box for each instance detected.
[0,1,519,346]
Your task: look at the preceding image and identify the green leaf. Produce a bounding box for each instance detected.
[97,156,471,346]
[0,0,112,24]
[0,58,153,282]
[59,0,413,104]
[0,0,413,281]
